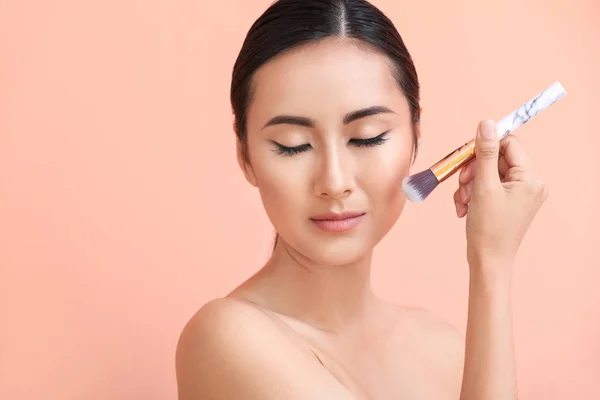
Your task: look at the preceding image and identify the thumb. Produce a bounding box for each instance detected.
[474,119,501,188]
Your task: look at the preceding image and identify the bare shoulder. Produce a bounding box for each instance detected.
[175,297,354,400]
[402,306,464,348]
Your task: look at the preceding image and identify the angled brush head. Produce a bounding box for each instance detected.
[402,169,440,203]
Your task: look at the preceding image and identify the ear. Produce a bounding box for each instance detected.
[236,140,258,187]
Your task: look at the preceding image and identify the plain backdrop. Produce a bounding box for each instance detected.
[1,0,599,399]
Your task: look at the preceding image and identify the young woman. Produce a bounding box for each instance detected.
[175,1,549,399]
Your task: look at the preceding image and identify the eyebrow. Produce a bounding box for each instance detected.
[262,105,395,129]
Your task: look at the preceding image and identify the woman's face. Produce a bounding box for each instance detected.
[240,38,416,266]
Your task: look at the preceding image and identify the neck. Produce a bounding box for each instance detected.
[242,236,378,334]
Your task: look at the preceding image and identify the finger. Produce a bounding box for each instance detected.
[499,134,532,170]
[459,159,477,184]
[503,166,532,183]
[459,204,468,218]
[498,154,510,177]
[474,119,502,189]
[460,180,474,204]
[462,156,508,183]
[453,188,468,217]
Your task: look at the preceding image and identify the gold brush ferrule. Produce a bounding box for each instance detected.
[430,139,476,182]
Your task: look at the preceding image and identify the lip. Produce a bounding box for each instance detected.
[310,211,366,233]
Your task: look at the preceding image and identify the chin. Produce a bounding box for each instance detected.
[275,208,402,266]
[285,227,378,267]
[311,241,371,266]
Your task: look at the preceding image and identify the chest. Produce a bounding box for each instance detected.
[310,333,456,400]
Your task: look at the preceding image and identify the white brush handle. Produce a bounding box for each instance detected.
[495,81,567,139]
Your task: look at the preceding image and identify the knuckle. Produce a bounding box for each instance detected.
[505,134,519,144]
[505,170,519,182]
[506,167,529,182]
[500,135,517,153]
[528,179,547,197]
[504,170,515,181]
[500,135,512,146]
[541,182,550,200]
[476,145,498,159]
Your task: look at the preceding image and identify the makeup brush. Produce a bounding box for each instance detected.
[402,81,567,203]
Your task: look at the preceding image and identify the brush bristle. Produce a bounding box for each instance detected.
[402,169,439,203]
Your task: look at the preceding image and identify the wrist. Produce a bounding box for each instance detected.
[468,256,514,290]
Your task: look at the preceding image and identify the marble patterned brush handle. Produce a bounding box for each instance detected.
[495,81,567,139]
[430,81,567,183]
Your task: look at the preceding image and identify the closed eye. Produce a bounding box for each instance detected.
[271,130,390,157]
[272,142,312,157]
[349,130,390,147]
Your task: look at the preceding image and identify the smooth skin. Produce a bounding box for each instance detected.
[176,38,548,400]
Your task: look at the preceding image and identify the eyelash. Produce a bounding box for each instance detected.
[273,130,390,157]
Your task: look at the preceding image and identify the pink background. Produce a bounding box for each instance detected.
[1,0,599,398]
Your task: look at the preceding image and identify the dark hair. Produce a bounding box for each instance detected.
[230,0,421,250]
[231,0,421,162]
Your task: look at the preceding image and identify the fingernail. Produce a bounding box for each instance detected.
[480,119,495,139]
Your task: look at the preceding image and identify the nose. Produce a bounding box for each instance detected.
[313,146,356,200]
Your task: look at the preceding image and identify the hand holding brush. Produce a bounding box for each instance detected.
[402,81,566,203]
[455,118,552,399]
[458,119,549,265]
[430,83,567,399]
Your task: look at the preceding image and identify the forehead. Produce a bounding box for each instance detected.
[247,38,409,127]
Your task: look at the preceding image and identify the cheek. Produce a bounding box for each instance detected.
[252,155,310,221]
[360,140,412,205]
